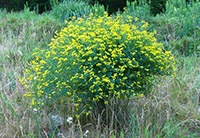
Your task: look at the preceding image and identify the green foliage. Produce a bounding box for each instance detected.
[124,0,151,21]
[20,12,175,117]
[50,0,105,21]
[163,0,200,55]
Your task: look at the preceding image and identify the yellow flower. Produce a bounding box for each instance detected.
[135,17,139,21]
[96,63,102,66]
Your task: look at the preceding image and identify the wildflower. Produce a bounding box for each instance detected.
[67,117,73,124]
[135,17,139,21]
[83,130,89,137]
[33,108,37,113]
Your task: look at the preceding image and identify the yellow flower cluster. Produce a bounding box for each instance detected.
[20,12,175,114]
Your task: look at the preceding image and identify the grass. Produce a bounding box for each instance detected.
[0,0,200,137]
[128,55,200,138]
[0,8,66,138]
[50,0,105,21]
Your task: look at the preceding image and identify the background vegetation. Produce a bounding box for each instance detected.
[2,0,193,14]
[0,0,200,137]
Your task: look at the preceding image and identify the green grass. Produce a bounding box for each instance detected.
[0,0,200,137]
[50,0,105,21]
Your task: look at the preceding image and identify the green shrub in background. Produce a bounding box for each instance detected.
[50,0,105,21]
[20,12,175,117]
[128,0,198,15]
[124,0,151,21]
[164,0,200,55]
[129,0,167,15]
[128,0,200,56]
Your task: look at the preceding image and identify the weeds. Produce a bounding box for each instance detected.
[50,0,105,21]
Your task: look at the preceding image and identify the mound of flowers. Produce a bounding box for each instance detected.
[20,12,175,116]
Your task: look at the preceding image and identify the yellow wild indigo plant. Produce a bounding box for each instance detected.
[20,12,175,115]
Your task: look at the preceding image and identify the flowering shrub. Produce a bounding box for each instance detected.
[20,12,175,116]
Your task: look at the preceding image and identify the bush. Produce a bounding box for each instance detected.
[125,0,151,21]
[129,0,167,15]
[20,12,175,117]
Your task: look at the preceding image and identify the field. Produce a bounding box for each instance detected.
[0,0,200,137]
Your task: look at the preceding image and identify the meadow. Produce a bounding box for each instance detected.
[0,0,200,137]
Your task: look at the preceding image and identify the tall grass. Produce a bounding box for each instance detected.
[0,8,65,137]
[128,55,200,138]
[50,0,105,21]
[155,0,200,56]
